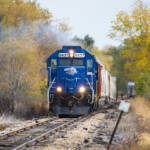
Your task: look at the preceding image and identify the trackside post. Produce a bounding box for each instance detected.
[107,99,130,150]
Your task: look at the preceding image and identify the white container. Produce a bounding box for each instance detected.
[110,76,117,100]
[101,68,106,98]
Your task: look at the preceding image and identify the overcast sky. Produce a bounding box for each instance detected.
[37,0,149,49]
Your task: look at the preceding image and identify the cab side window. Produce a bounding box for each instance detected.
[51,59,57,69]
[87,59,93,71]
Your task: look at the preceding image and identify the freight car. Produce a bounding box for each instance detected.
[47,46,117,115]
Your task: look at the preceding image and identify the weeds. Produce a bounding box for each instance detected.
[113,97,150,150]
[15,98,49,119]
[0,114,16,130]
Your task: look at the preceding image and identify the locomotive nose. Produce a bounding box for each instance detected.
[58,66,86,93]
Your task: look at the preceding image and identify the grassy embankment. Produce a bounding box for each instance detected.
[115,97,150,150]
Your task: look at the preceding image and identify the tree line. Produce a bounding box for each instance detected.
[109,0,150,98]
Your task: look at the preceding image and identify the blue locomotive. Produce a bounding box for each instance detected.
[47,46,117,115]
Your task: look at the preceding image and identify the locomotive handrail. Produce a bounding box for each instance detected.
[47,77,56,103]
[86,78,94,104]
[48,67,51,83]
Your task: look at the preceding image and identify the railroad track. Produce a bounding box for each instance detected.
[0,116,61,150]
[0,111,100,150]
[0,117,58,139]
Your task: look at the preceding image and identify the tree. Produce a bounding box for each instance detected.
[83,35,95,50]
[74,34,95,51]
[0,37,43,111]
[109,0,150,96]
[0,0,51,28]
[107,46,127,93]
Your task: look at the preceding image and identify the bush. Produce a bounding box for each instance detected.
[14,98,49,119]
[0,94,14,114]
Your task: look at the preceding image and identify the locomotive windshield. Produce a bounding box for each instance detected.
[59,58,84,66]
[72,59,84,66]
[87,59,93,70]
[60,59,71,66]
[51,59,57,69]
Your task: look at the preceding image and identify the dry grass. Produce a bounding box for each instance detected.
[0,114,16,130]
[132,98,150,149]
[0,99,49,131]
[114,97,150,150]
[112,146,150,150]
[131,97,150,120]
[15,99,49,119]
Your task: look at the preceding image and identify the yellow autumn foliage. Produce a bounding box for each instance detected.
[92,47,113,72]
[16,48,43,97]
[0,0,51,28]
[109,0,150,95]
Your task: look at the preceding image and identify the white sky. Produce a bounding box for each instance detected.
[37,0,149,49]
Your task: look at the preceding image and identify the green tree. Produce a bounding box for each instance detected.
[74,34,95,51]
[107,46,127,93]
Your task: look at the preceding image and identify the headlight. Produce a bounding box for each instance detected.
[56,86,62,93]
[69,50,74,58]
[79,86,86,93]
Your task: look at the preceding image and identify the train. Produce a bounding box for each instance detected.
[47,46,117,115]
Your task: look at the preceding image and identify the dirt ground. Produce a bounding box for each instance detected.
[110,98,150,150]
[39,98,150,150]
[35,108,137,150]
[1,97,150,150]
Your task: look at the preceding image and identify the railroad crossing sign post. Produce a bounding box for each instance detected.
[107,100,130,150]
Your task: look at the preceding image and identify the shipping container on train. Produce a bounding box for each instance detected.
[47,46,117,115]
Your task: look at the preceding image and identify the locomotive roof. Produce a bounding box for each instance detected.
[47,45,105,67]
[62,46,104,66]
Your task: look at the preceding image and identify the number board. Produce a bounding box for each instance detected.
[58,53,85,58]
[58,53,69,57]
[74,53,85,58]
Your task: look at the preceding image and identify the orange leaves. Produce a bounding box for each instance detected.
[59,23,71,32]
